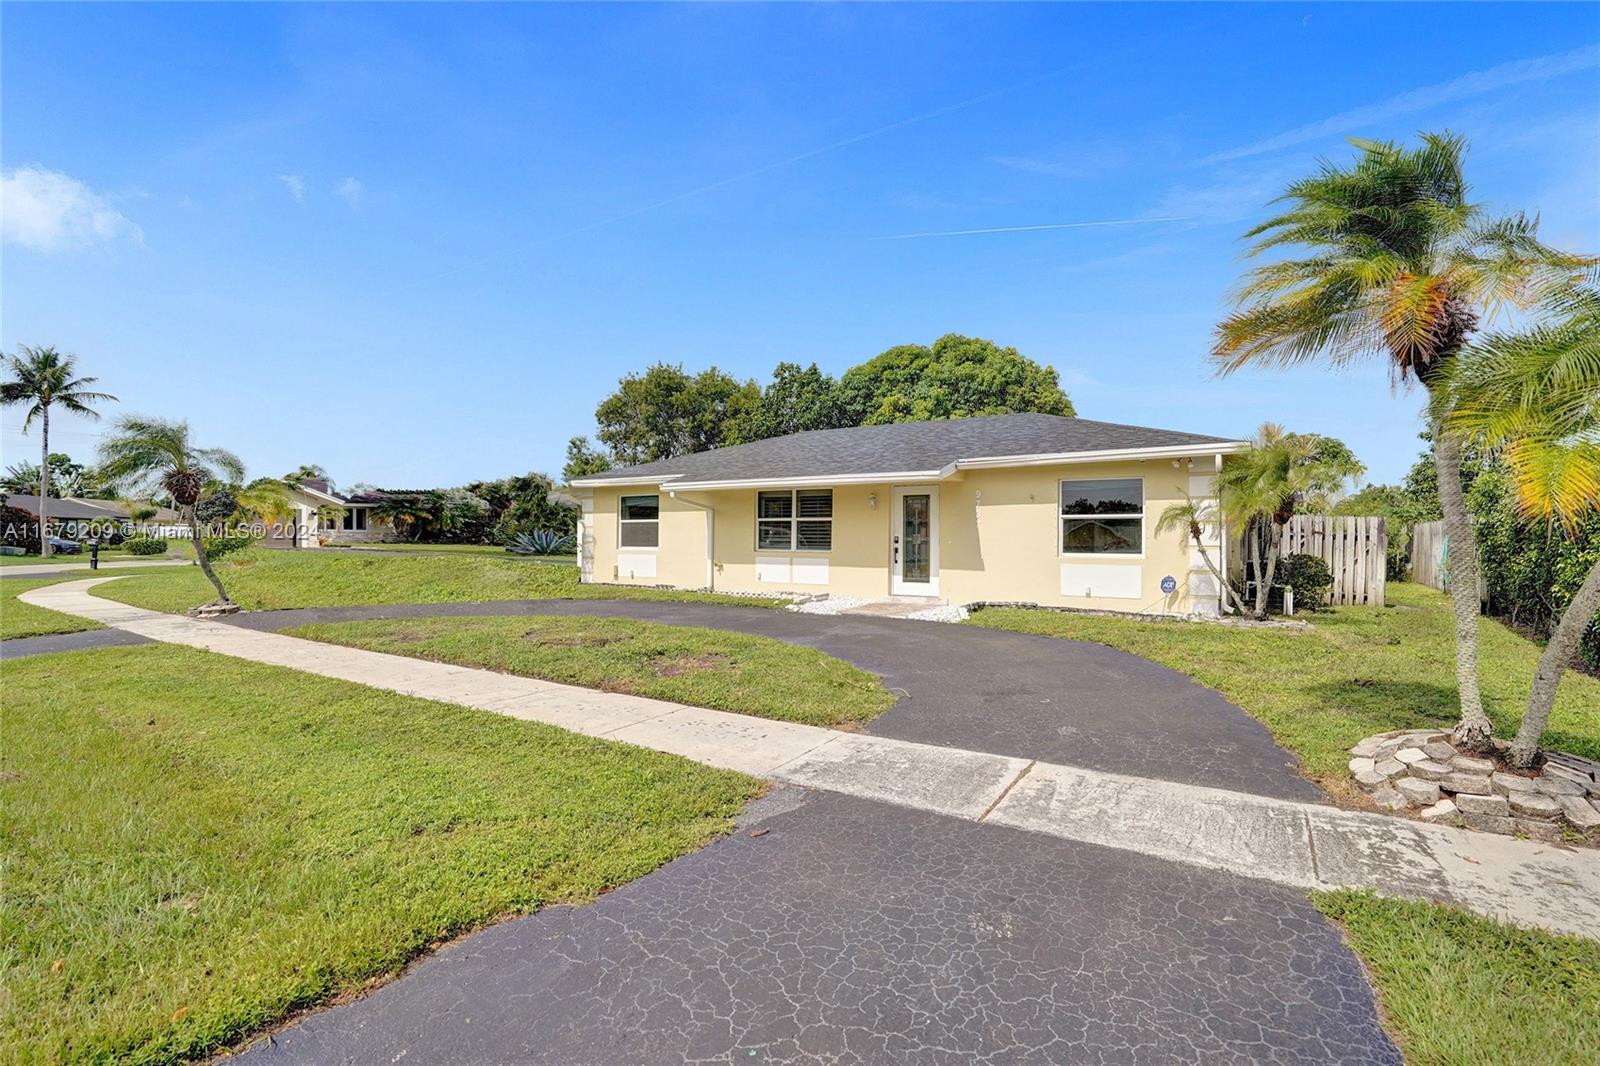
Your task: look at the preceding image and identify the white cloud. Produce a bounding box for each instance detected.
[334,177,363,209]
[0,166,143,252]
[278,174,306,203]
[1203,44,1600,164]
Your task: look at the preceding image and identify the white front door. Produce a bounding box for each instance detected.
[890,486,939,596]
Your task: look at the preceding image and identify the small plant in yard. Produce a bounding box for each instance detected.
[97,416,247,614]
[202,534,251,560]
[1277,553,1333,612]
[508,529,574,555]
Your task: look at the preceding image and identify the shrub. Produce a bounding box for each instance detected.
[1278,553,1333,612]
[203,535,252,560]
[1,504,42,554]
[123,536,169,556]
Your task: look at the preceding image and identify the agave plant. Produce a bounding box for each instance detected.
[507,529,575,555]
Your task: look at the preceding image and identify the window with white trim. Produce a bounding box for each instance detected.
[340,507,368,531]
[1060,478,1143,555]
[619,495,660,548]
[756,489,832,551]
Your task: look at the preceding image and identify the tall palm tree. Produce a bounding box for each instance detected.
[1443,285,1600,767]
[98,416,245,610]
[0,345,117,557]
[1212,133,1592,747]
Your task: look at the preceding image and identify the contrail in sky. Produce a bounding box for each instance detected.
[408,64,1084,287]
[875,217,1192,240]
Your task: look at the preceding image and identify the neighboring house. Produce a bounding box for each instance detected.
[569,413,1247,616]
[271,478,400,547]
[4,495,186,537]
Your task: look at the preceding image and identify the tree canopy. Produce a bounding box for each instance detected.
[838,334,1074,425]
[581,334,1075,464]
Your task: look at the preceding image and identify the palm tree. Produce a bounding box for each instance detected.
[97,416,245,611]
[1216,425,1349,619]
[1211,133,1592,746]
[0,346,117,557]
[1443,285,1600,767]
[1155,494,1244,615]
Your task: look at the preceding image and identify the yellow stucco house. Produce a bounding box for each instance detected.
[569,413,1247,617]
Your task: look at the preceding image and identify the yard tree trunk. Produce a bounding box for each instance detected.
[1189,526,1242,615]
[1252,521,1282,620]
[1436,430,1492,749]
[38,404,51,558]
[187,503,234,606]
[1507,555,1600,768]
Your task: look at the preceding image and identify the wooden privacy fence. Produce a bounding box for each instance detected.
[1408,520,1446,591]
[1281,515,1388,607]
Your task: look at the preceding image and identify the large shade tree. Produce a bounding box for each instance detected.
[1443,284,1600,766]
[1211,133,1591,747]
[0,345,117,556]
[838,334,1073,425]
[98,416,245,610]
[594,364,759,465]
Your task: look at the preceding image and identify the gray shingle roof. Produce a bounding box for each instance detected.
[572,413,1242,486]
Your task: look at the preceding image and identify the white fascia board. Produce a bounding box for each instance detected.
[955,441,1250,470]
[295,485,348,504]
[666,470,943,491]
[567,475,685,489]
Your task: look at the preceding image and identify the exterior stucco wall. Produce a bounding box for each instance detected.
[582,456,1226,615]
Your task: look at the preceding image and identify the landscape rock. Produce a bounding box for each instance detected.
[1460,813,1518,836]
[1354,770,1389,793]
[1349,737,1385,759]
[1513,818,1563,843]
[1454,793,1511,817]
[1451,755,1494,775]
[1347,757,1375,775]
[1418,798,1459,824]
[1394,747,1428,765]
[1422,740,1457,761]
[1396,777,1441,806]
[1558,796,1600,830]
[1533,774,1586,798]
[1491,772,1538,797]
[1370,787,1409,812]
[1373,758,1407,779]
[1440,772,1493,796]
[1407,759,1452,782]
[1507,792,1561,820]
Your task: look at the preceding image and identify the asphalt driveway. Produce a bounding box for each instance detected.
[238,787,1395,1065]
[225,599,1324,802]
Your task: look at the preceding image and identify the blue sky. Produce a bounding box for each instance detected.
[4,3,1597,490]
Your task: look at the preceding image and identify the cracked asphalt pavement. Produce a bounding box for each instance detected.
[239,787,1396,1065]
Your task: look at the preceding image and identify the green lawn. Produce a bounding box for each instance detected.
[1,644,755,1064]
[335,542,575,562]
[88,548,782,614]
[285,615,894,728]
[0,547,174,566]
[967,582,1600,784]
[1,577,105,640]
[1315,891,1600,1065]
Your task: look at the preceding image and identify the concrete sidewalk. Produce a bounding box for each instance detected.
[21,577,1600,940]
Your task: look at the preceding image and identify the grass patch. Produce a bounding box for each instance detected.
[966,582,1600,782]
[87,548,782,614]
[0,547,173,566]
[1,644,755,1064]
[1315,890,1600,1064]
[285,615,894,727]
[1,577,105,640]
